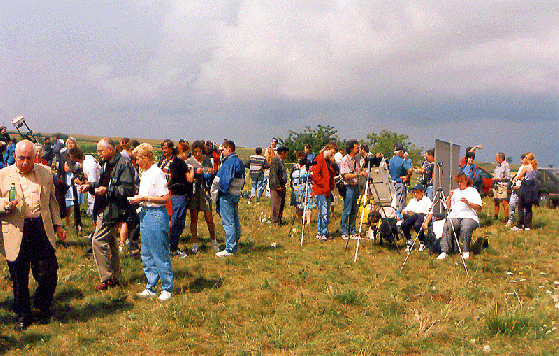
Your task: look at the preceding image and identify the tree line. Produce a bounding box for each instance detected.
[279,124,424,164]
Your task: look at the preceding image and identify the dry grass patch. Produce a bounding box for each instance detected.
[0,196,558,354]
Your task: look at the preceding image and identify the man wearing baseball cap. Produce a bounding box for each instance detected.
[388,145,412,211]
[401,183,432,252]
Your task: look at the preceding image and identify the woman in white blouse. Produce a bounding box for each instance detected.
[128,143,173,301]
[437,173,482,260]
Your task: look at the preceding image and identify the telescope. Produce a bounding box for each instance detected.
[299,158,317,167]
[11,115,37,143]
[363,154,383,167]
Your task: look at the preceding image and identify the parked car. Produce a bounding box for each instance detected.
[536,167,559,208]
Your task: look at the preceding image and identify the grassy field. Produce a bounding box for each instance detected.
[0,184,558,355]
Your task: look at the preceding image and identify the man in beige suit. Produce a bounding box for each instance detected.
[0,140,66,331]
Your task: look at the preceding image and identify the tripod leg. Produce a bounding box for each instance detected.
[399,226,423,272]
[352,161,371,262]
[353,236,361,263]
[300,176,309,247]
[352,194,366,259]
[446,217,470,276]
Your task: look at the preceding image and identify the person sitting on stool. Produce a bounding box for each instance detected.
[437,173,482,260]
[402,183,432,252]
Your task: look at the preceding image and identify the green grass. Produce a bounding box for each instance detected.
[0,191,558,355]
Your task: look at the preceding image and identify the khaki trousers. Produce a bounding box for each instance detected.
[92,213,122,283]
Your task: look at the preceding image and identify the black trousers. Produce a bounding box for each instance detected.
[402,213,426,241]
[7,217,58,317]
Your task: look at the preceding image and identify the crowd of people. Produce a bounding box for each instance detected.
[249,140,540,259]
[0,129,542,331]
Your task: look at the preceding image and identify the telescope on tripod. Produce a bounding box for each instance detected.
[11,115,37,143]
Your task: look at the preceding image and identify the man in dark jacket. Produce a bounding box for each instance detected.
[80,138,136,290]
[42,136,54,166]
[213,140,245,257]
[269,145,289,224]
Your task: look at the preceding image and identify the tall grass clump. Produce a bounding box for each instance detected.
[485,304,534,336]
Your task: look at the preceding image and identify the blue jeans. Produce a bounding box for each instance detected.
[140,206,173,293]
[169,195,189,252]
[316,194,331,236]
[340,185,359,236]
[394,182,407,212]
[219,193,241,253]
[250,176,265,202]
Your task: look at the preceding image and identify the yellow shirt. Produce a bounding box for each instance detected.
[16,167,41,218]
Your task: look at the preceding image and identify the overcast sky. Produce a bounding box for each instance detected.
[1,1,557,166]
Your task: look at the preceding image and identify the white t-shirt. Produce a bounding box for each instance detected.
[138,163,169,207]
[334,152,343,165]
[83,155,101,183]
[514,164,528,187]
[448,186,482,223]
[402,196,432,215]
[120,150,130,159]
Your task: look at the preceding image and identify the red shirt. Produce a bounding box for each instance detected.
[212,150,221,171]
[35,157,48,166]
[312,152,335,197]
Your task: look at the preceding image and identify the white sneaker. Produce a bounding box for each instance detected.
[216,250,234,257]
[436,252,448,260]
[342,235,350,240]
[350,234,360,240]
[158,290,173,302]
[511,226,521,231]
[192,243,199,254]
[212,240,220,251]
[171,249,189,259]
[462,252,470,259]
[418,243,426,252]
[524,228,531,231]
[137,289,156,297]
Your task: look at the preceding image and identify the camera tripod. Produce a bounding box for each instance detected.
[346,157,393,262]
[298,162,314,246]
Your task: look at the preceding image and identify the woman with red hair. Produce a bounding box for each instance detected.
[437,173,482,260]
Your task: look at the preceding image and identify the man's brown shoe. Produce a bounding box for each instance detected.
[95,279,120,291]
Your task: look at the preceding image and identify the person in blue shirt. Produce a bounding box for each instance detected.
[213,140,245,257]
[460,151,483,194]
[304,144,315,163]
[4,138,17,166]
[388,145,412,211]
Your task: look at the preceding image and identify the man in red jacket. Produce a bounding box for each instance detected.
[312,142,338,240]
